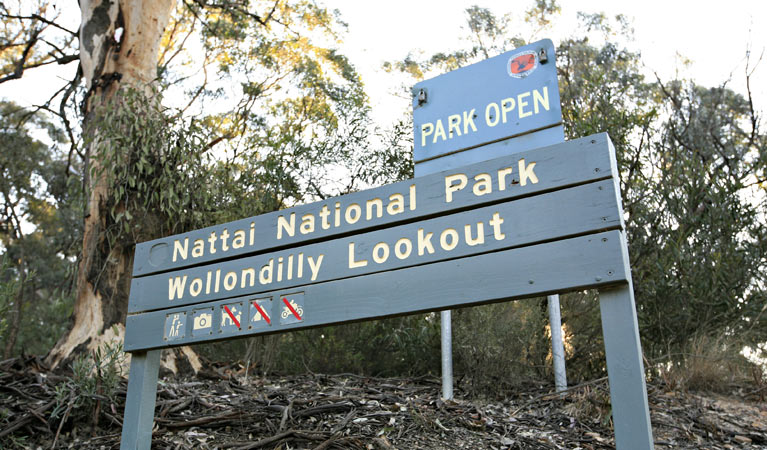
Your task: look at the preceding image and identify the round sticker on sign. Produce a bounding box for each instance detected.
[507,51,538,78]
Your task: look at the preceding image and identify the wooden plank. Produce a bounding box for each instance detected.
[119,350,161,450]
[124,230,628,351]
[598,231,654,448]
[128,179,621,313]
[132,134,613,277]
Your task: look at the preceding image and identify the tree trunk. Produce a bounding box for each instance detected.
[46,0,199,372]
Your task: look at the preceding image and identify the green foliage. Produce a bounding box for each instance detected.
[629,80,767,359]
[85,87,223,246]
[0,101,79,357]
[53,341,125,423]
[198,315,441,377]
[383,5,767,389]
[453,301,551,397]
[0,256,21,339]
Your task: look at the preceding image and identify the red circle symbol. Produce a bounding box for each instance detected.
[510,53,536,74]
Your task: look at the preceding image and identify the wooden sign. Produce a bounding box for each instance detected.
[412,39,564,174]
[120,133,654,450]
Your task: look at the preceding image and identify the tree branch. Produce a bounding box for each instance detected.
[0,12,77,36]
[0,27,44,84]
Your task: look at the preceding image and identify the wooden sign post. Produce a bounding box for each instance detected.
[119,134,654,449]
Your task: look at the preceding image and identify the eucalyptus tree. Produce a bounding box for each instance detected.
[0,0,405,368]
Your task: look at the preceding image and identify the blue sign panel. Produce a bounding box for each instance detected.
[412,39,563,167]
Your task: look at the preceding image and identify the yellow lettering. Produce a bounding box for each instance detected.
[498,167,513,191]
[418,228,435,255]
[433,119,447,143]
[395,238,412,259]
[448,114,461,137]
[224,272,237,290]
[168,275,187,300]
[500,97,516,123]
[345,203,362,224]
[173,238,188,262]
[259,259,273,284]
[518,159,538,186]
[463,109,477,134]
[387,193,405,215]
[366,198,383,220]
[373,242,390,264]
[533,86,550,113]
[518,91,532,118]
[300,214,315,235]
[465,222,485,246]
[440,228,459,251]
[241,268,256,288]
[489,212,505,240]
[277,213,295,239]
[307,255,323,281]
[319,205,331,230]
[485,102,500,127]
[473,173,492,196]
[445,173,467,203]
[192,239,204,257]
[421,122,434,147]
[232,230,246,249]
[348,242,368,268]
[189,278,202,297]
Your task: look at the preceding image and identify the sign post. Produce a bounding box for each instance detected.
[411,39,567,396]
[119,134,654,449]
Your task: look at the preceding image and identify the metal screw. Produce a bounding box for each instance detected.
[528,280,534,284]
[594,168,600,173]
[602,237,608,242]
[591,139,596,144]
[418,89,427,105]
[607,270,614,276]
[539,48,548,63]
[595,276,602,282]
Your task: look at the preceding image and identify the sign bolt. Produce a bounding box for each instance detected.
[539,48,548,63]
[418,89,427,105]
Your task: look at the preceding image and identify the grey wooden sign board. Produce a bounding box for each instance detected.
[412,38,564,174]
[120,134,654,449]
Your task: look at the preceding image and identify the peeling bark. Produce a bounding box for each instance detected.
[47,0,182,370]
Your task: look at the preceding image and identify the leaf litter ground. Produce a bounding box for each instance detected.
[1,357,766,449]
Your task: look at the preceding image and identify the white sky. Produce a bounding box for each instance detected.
[1,0,765,129]
[325,0,767,125]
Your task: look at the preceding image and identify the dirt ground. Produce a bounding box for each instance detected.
[1,356,766,449]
